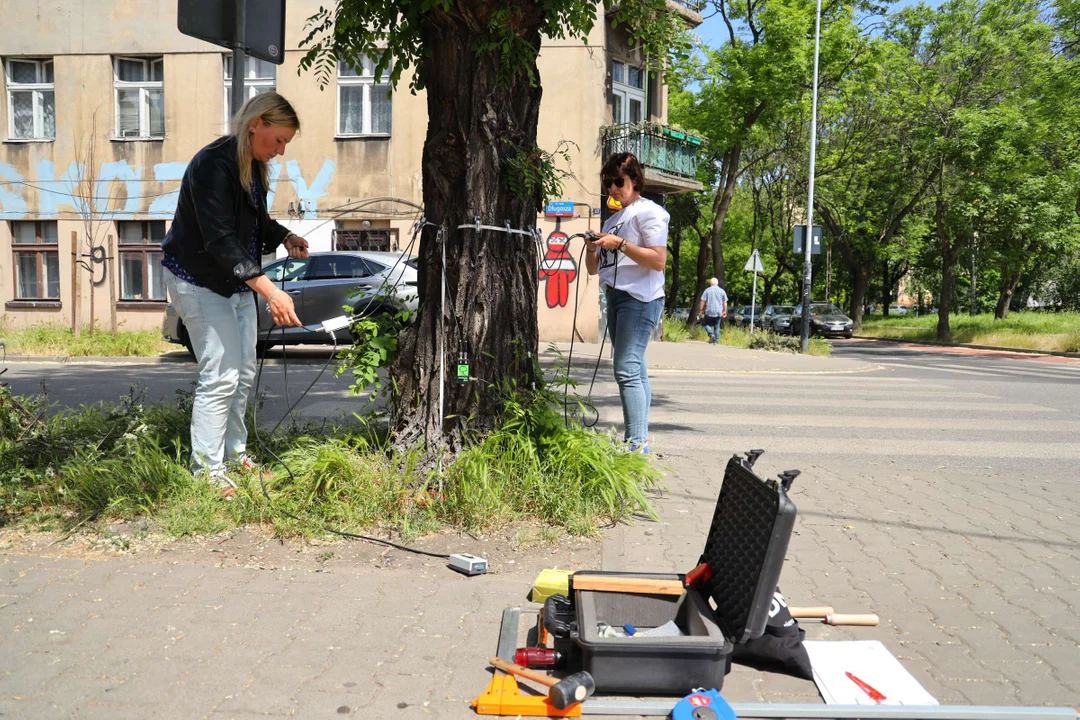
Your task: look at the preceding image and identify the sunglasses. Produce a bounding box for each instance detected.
[603,177,627,189]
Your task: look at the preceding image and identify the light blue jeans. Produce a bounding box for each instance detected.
[164,268,258,478]
[606,288,663,446]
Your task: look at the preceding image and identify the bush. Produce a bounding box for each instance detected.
[748,331,801,353]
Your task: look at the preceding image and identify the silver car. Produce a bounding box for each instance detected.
[762,304,795,334]
[163,251,419,356]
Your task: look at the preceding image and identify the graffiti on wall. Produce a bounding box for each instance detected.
[538,218,578,309]
[0,158,337,220]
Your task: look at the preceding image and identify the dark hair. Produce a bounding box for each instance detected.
[601,152,645,192]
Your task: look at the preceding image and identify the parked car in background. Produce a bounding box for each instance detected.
[163,251,418,356]
[790,302,854,338]
[672,307,690,322]
[888,304,913,316]
[731,305,763,328]
[762,305,796,334]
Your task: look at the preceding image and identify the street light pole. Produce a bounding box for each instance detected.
[230,0,247,119]
[799,0,823,353]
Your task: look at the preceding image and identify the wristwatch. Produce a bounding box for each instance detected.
[618,239,627,252]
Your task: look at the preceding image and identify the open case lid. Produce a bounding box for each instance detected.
[696,450,798,644]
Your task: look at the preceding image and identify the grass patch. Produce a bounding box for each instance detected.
[860,312,1080,352]
[0,322,171,357]
[1,372,662,541]
[663,317,709,343]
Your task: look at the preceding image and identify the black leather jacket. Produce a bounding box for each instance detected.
[161,136,290,297]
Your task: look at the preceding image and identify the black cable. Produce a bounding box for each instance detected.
[560,232,618,429]
[249,325,451,561]
[245,222,448,559]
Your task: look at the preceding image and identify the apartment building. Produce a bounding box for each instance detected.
[0,0,702,342]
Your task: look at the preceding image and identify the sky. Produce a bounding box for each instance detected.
[693,0,942,50]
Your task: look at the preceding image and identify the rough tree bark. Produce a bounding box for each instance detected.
[390,7,543,454]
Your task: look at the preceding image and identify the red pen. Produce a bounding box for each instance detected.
[846,671,887,703]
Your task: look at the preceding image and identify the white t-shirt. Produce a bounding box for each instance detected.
[597,197,669,302]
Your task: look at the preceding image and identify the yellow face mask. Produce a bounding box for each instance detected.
[607,196,623,211]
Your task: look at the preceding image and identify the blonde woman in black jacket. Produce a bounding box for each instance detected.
[161,92,308,496]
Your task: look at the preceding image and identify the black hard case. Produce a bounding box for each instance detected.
[546,452,797,694]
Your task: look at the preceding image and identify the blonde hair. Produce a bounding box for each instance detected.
[229,91,300,192]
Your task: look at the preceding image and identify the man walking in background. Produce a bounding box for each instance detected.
[698,278,728,345]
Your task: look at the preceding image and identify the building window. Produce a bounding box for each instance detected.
[113,56,164,139]
[12,221,59,299]
[337,56,392,136]
[223,57,276,120]
[5,58,55,140]
[333,227,397,252]
[612,60,645,125]
[118,220,167,300]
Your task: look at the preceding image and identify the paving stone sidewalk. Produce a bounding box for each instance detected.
[3,344,1078,718]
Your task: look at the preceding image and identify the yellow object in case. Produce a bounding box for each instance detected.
[531,569,571,603]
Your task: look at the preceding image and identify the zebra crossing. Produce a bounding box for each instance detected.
[584,359,1080,478]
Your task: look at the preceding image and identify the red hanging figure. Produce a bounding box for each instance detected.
[539,219,578,308]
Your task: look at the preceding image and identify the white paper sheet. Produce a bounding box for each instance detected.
[804,641,939,706]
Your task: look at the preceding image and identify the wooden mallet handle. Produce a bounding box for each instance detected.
[827,613,879,626]
[790,606,835,618]
[490,656,557,687]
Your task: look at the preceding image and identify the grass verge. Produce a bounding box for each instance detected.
[1,377,661,541]
[0,322,171,357]
[860,312,1080,352]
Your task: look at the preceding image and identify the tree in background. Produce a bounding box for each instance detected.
[300,1,687,453]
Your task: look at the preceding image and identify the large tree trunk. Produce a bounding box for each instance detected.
[849,266,869,330]
[995,264,1023,320]
[391,10,543,454]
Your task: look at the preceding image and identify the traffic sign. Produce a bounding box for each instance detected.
[793,225,823,255]
[178,0,286,65]
[744,249,765,274]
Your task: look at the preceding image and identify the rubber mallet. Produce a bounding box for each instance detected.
[489,656,596,709]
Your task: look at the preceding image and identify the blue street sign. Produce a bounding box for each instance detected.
[545,201,574,217]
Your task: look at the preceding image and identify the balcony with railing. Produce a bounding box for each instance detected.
[601,123,704,194]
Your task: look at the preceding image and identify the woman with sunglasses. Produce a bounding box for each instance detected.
[585,152,669,454]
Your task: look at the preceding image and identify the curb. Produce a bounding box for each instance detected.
[852,335,1080,359]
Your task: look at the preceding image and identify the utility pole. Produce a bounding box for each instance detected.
[230,0,247,118]
[799,0,823,353]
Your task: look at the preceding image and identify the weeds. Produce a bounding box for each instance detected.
[663,317,708,342]
[1,369,661,540]
[0,322,171,357]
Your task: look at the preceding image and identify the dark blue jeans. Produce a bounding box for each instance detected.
[606,287,663,446]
